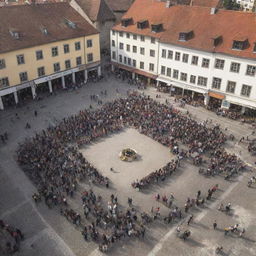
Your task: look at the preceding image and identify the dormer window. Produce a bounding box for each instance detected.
[137,20,148,29]
[64,19,76,29]
[9,30,20,39]
[178,31,193,41]
[151,24,163,33]
[121,18,133,27]
[232,39,247,50]
[212,36,222,47]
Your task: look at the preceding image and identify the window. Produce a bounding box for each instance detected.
[19,72,28,82]
[0,77,9,87]
[179,32,188,41]
[140,47,145,55]
[36,50,43,60]
[65,60,71,69]
[150,49,155,57]
[75,42,81,51]
[87,39,93,48]
[17,54,25,64]
[140,35,145,42]
[133,46,137,53]
[149,63,154,71]
[53,63,60,72]
[112,30,115,35]
[151,37,155,44]
[112,40,115,47]
[175,52,180,61]
[64,44,70,54]
[173,69,179,79]
[241,84,252,97]
[151,24,163,33]
[126,33,130,38]
[76,56,82,65]
[112,51,116,60]
[51,47,58,57]
[126,44,130,52]
[0,59,6,69]
[190,75,196,84]
[230,62,240,73]
[166,68,171,77]
[191,56,198,65]
[168,50,173,59]
[232,40,245,50]
[133,59,136,67]
[119,42,124,49]
[180,72,187,81]
[128,58,131,65]
[215,59,225,69]
[133,34,137,40]
[182,54,188,63]
[197,76,207,86]
[226,81,236,93]
[212,77,222,89]
[162,49,166,58]
[37,67,45,77]
[140,61,144,69]
[161,66,166,75]
[124,57,127,64]
[202,58,210,68]
[87,53,93,62]
[119,55,122,63]
[119,31,123,37]
[246,65,256,76]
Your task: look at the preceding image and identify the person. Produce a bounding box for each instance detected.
[34,110,38,117]
[128,197,132,207]
[187,214,193,225]
[213,220,217,230]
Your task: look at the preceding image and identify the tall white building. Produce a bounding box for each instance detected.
[110,0,256,112]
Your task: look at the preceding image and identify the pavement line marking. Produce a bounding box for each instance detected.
[147,175,244,256]
[0,199,29,219]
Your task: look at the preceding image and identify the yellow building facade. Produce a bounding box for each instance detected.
[0,3,101,110]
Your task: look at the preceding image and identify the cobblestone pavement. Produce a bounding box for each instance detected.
[0,76,256,256]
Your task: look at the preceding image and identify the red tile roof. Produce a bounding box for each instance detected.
[75,0,116,22]
[106,0,134,12]
[191,0,222,8]
[0,3,99,54]
[113,0,256,60]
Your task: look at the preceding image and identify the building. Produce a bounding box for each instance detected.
[106,0,135,21]
[110,0,256,113]
[0,3,101,110]
[235,0,255,12]
[69,0,116,49]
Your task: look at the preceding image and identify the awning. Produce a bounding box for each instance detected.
[208,91,225,100]
[111,62,134,72]
[157,76,172,85]
[133,69,157,79]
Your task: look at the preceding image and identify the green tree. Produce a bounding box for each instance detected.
[223,0,240,10]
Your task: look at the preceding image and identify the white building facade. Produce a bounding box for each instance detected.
[111,29,256,110]
[110,30,159,81]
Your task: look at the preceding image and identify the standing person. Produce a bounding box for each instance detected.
[213,220,217,230]
[187,214,193,225]
[34,110,38,117]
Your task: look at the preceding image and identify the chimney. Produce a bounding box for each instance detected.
[210,7,217,14]
[166,0,171,8]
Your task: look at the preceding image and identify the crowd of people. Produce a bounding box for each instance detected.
[16,93,238,251]
[0,220,24,255]
[131,160,179,190]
